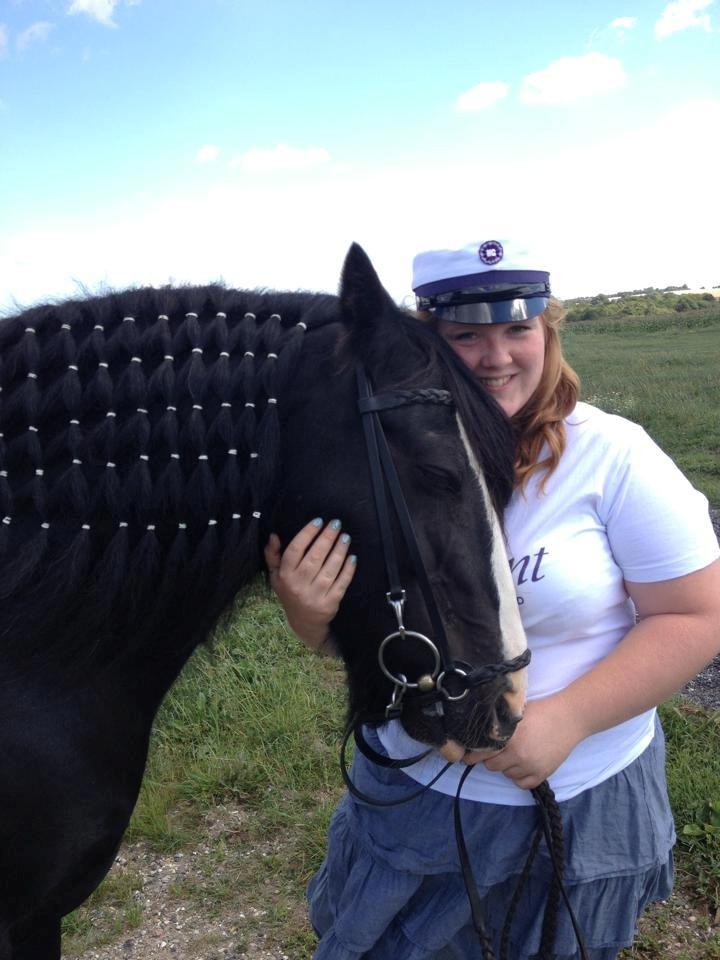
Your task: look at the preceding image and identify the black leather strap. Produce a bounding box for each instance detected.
[356,365,453,665]
[357,366,405,603]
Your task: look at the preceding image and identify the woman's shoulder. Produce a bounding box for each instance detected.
[564,401,649,453]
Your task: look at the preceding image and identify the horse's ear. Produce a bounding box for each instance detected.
[339,243,403,358]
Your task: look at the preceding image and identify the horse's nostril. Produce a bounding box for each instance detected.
[494,695,523,741]
[501,671,528,722]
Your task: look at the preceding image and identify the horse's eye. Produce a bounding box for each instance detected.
[416,463,463,496]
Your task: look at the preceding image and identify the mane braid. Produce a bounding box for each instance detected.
[0,285,336,676]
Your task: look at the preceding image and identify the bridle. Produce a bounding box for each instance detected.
[338,363,589,960]
[356,363,530,723]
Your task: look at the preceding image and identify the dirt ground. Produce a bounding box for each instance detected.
[67,805,301,960]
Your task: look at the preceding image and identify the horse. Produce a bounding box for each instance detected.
[0,244,527,959]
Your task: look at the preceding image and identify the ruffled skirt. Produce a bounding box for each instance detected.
[308,718,675,959]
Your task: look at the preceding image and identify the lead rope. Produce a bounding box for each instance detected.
[342,721,590,960]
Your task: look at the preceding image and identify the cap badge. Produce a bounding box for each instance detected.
[478,240,503,265]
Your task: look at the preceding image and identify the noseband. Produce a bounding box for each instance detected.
[356,363,530,722]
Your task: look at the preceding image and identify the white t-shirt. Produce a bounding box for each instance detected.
[378,402,719,806]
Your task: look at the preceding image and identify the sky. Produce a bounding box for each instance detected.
[1,0,718,312]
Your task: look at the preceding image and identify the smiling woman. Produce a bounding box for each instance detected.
[267,237,720,960]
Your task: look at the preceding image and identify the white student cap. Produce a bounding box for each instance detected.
[413,238,551,324]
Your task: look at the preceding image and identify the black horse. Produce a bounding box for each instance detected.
[0,245,527,959]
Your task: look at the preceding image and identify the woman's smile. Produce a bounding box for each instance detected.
[477,374,514,390]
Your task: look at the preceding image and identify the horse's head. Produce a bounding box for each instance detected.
[276,244,528,756]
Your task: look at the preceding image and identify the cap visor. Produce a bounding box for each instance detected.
[433,296,549,325]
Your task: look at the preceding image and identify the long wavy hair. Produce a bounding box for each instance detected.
[512,297,580,492]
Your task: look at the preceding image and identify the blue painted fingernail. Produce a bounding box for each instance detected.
[350,554,357,565]
[312,517,323,527]
[340,533,351,544]
[330,519,341,530]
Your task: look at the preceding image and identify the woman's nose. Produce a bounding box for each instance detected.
[476,337,511,368]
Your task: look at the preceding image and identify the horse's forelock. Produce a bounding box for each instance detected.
[397,316,516,515]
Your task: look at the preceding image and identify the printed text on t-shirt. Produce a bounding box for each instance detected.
[509,547,548,585]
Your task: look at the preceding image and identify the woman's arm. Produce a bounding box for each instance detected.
[480,558,720,789]
[264,519,357,654]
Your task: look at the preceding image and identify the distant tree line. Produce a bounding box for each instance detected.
[564,288,720,323]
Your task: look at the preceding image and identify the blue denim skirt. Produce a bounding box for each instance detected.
[308,717,675,959]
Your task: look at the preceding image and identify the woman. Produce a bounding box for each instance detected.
[264,238,720,959]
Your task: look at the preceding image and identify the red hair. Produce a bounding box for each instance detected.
[512,298,580,492]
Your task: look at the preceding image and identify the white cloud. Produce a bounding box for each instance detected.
[610,16,637,30]
[0,24,8,58]
[67,0,120,27]
[229,144,331,173]
[655,0,713,38]
[17,21,53,52]
[196,144,220,164]
[520,52,626,104]
[455,81,509,112]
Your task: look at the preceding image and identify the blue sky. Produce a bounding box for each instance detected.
[1,0,718,310]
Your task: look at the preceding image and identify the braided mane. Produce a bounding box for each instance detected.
[0,285,337,672]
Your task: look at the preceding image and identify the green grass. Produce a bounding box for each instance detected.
[661,701,720,912]
[130,587,347,849]
[563,313,720,505]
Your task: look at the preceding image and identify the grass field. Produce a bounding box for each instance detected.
[63,313,720,959]
[563,311,720,505]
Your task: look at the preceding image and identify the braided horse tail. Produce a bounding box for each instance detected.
[0,285,332,676]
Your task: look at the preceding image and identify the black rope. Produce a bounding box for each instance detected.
[498,825,543,959]
[340,721,452,807]
[454,765,497,958]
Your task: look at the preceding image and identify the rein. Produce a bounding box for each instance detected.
[348,363,589,960]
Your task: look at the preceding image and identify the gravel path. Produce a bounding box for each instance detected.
[681,508,720,711]
[66,806,298,960]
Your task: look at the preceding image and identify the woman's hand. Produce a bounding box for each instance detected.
[464,696,584,790]
[264,518,357,652]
